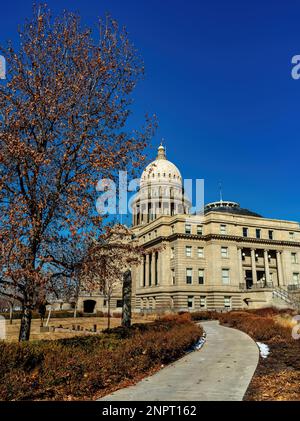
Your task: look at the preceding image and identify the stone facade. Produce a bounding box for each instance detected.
[78,145,300,313]
[131,211,300,312]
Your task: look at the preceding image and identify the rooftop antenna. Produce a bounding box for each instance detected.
[219,181,223,203]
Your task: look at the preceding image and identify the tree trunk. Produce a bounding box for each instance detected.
[9,303,13,325]
[19,305,32,341]
[107,296,111,330]
[73,303,77,318]
[122,269,132,328]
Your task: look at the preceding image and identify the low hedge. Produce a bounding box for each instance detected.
[0,313,202,400]
[0,310,115,319]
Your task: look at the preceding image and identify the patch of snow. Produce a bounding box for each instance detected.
[190,332,206,352]
[256,342,270,358]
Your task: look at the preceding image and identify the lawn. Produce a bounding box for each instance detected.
[3,315,151,342]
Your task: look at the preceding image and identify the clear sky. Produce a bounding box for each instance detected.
[1,0,300,221]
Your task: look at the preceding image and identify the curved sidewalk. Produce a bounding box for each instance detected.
[99,321,259,401]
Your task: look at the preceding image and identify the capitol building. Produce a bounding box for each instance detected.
[78,145,300,313]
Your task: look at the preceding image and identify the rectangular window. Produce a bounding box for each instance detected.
[290,232,295,240]
[197,225,203,235]
[222,269,230,285]
[268,230,273,240]
[171,269,176,285]
[293,273,299,284]
[197,247,204,258]
[116,300,123,308]
[171,225,175,234]
[291,252,298,264]
[221,247,228,258]
[187,296,194,309]
[198,269,205,284]
[186,268,193,284]
[185,223,191,234]
[224,296,231,309]
[243,227,248,237]
[256,229,261,239]
[200,296,206,308]
[171,247,174,259]
[220,224,227,234]
[186,246,192,257]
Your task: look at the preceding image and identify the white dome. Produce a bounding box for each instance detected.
[140,145,182,187]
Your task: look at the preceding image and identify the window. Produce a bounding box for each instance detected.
[103,299,107,307]
[187,296,194,309]
[171,247,174,259]
[221,247,228,258]
[186,246,192,257]
[200,296,206,308]
[222,269,230,285]
[197,225,203,235]
[256,229,261,239]
[290,232,295,240]
[220,224,227,234]
[293,273,300,285]
[291,252,298,264]
[197,247,204,258]
[185,223,191,234]
[171,269,176,285]
[268,230,273,240]
[243,227,248,237]
[116,300,123,308]
[224,296,231,309]
[186,268,193,284]
[171,225,175,234]
[198,269,205,285]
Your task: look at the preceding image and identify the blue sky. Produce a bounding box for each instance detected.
[1,0,300,221]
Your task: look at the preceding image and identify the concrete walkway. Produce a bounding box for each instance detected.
[99,321,259,401]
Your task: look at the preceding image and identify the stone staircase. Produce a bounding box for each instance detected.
[272,286,300,311]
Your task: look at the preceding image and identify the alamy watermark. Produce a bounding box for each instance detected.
[292,315,300,340]
[0,316,6,340]
[0,55,6,79]
[95,171,205,219]
[291,55,300,79]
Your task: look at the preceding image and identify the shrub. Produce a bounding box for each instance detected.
[219,311,292,343]
[0,314,202,400]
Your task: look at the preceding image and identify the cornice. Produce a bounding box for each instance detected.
[142,233,300,249]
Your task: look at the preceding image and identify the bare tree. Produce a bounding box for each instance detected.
[0,5,154,340]
[81,224,144,329]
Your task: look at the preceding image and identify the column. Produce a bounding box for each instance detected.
[264,249,271,286]
[145,254,150,287]
[238,248,244,286]
[151,252,156,287]
[251,249,258,284]
[148,253,152,286]
[276,251,284,286]
[140,258,144,288]
[155,252,160,285]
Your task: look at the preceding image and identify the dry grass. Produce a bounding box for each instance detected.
[0,314,202,401]
[3,316,150,342]
[216,309,300,401]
